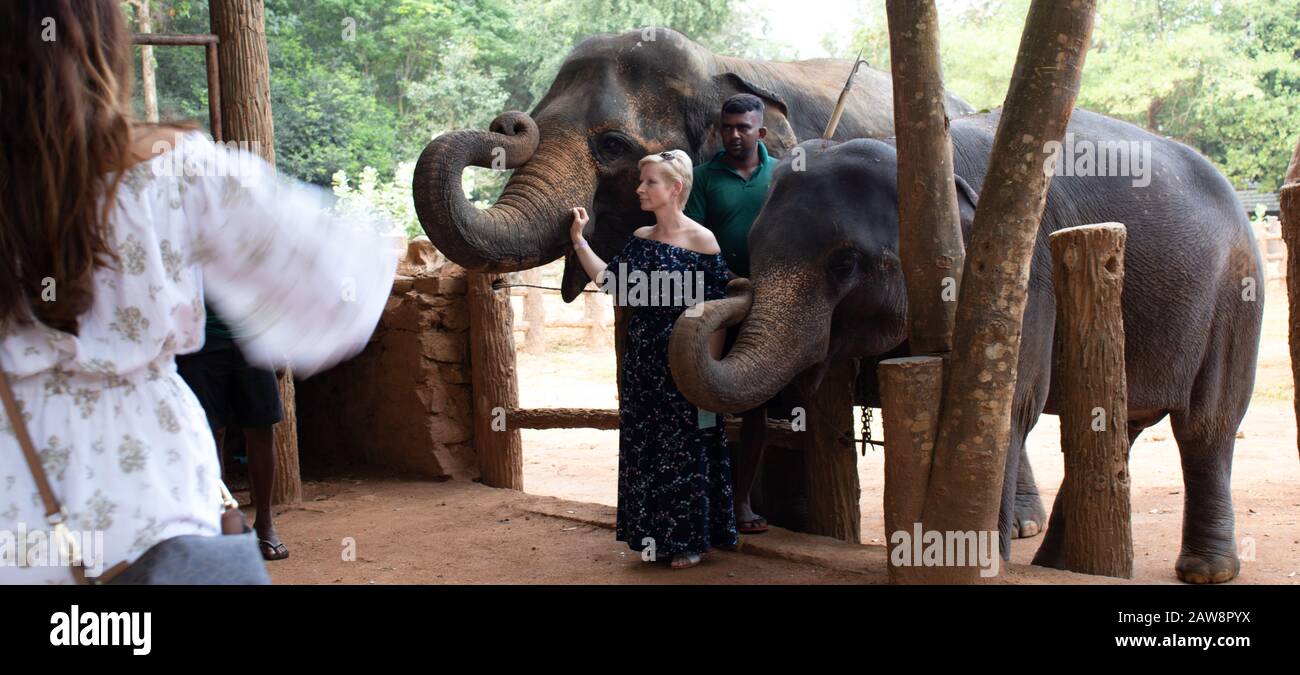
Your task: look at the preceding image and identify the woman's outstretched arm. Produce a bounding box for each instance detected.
[569,207,609,283]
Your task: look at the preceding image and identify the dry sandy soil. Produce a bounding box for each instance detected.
[264,266,1298,585]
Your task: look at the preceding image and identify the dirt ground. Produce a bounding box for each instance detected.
[265,267,1298,584]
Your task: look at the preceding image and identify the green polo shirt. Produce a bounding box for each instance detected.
[683,141,776,278]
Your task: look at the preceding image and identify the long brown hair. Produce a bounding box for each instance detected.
[0,1,136,336]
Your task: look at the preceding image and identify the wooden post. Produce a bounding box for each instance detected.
[128,0,159,123]
[1050,223,1132,578]
[886,0,965,356]
[919,0,1096,583]
[469,272,523,489]
[583,288,609,351]
[878,356,943,583]
[522,268,545,355]
[800,359,862,542]
[1280,136,1300,462]
[210,0,300,504]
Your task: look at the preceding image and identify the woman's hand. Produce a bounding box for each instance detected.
[570,207,590,245]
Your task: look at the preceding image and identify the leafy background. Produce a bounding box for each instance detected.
[126,0,1300,238]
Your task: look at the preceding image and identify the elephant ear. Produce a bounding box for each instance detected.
[954,173,980,243]
[689,69,800,162]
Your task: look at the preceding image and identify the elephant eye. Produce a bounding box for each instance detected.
[594,132,635,161]
[829,250,858,280]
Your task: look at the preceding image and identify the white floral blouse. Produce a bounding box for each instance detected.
[0,132,397,583]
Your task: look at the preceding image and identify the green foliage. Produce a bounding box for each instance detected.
[846,0,1300,191]
[127,1,1298,196]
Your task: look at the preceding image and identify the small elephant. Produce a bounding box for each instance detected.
[670,109,1265,584]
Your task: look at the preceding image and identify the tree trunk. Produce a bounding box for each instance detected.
[133,0,159,123]
[211,0,276,164]
[886,0,965,356]
[1050,223,1132,578]
[211,0,298,503]
[1280,135,1300,462]
[919,0,1096,583]
[468,272,523,489]
[878,356,943,583]
[800,359,861,542]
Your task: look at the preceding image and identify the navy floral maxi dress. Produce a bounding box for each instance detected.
[603,236,739,558]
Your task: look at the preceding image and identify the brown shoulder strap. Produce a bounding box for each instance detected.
[0,369,62,519]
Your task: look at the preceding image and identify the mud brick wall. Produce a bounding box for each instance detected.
[297,239,478,479]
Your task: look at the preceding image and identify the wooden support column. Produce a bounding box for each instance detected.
[211,0,300,504]
[522,269,546,355]
[881,0,966,581]
[1050,223,1132,579]
[1279,137,1300,462]
[886,0,966,355]
[469,272,523,489]
[878,356,943,583]
[800,359,862,542]
[919,0,1096,583]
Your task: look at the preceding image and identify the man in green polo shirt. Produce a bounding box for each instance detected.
[683,93,778,535]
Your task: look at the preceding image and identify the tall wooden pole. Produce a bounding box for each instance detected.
[210,0,300,504]
[801,359,862,542]
[879,356,943,583]
[880,0,965,582]
[469,273,524,488]
[1280,136,1300,462]
[919,0,1096,583]
[886,0,965,356]
[1049,223,1132,578]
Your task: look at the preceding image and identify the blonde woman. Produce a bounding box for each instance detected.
[570,150,737,569]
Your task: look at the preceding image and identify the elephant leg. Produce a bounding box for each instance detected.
[1170,414,1240,584]
[1012,442,1046,539]
[993,418,1024,561]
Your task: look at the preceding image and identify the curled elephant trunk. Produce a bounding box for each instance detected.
[669,274,832,413]
[412,111,599,272]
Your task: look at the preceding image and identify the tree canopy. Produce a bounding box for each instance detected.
[126,0,1299,202]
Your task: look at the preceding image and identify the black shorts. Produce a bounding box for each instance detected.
[176,335,284,430]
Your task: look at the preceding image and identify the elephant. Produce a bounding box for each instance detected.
[667,108,1265,584]
[411,27,973,302]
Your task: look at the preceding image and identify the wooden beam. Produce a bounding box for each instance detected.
[878,356,943,583]
[1049,223,1133,578]
[468,272,523,489]
[798,359,862,542]
[1280,134,1300,462]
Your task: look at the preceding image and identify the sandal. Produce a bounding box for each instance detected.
[738,517,769,534]
[258,538,289,561]
[671,552,701,569]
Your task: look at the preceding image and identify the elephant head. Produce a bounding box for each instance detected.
[413,28,971,301]
[668,138,980,413]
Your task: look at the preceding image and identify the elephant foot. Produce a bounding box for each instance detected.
[1175,550,1240,584]
[1012,492,1047,539]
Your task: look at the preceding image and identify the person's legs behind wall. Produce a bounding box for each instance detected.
[227,345,287,561]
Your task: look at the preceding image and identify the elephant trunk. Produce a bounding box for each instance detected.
[412,111,599,272]
[669,273,832,414]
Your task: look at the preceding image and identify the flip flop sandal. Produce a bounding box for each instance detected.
[258,538,289,561]
[671,552,701,569]
[738,518,769,534]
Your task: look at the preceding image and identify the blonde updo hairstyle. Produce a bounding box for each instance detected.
[638,150,693,208]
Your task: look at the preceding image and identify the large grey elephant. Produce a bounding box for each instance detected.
[412,27,973,301]
[668,109,1265,584]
